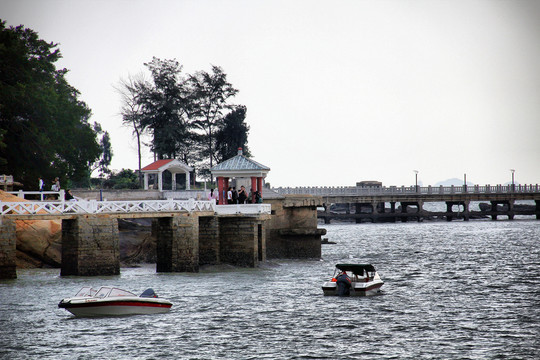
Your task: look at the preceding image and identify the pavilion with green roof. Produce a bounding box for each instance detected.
[210,148,270,204]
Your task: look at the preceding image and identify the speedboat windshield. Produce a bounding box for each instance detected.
[74,287,97,297]
[95,287,136,298]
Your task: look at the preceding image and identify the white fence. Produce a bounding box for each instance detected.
[273,184,540,196]
[0,198,272,216]
[7,190,64,201]
[0,199,216,216]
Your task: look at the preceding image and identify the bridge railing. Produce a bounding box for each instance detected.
[272,184,540,196]
[0,199,216,215]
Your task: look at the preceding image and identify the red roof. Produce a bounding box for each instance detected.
[141,159,174,171]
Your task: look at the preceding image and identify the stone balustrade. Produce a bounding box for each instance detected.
[273,184,540,196]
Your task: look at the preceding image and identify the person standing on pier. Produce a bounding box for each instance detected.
[208,188,218,202]
[38,177,44,191]
[238,185,247,204]
[232,187,238,204]
[227,187,233,204]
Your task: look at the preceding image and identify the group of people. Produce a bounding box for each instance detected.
[39,177,60,192]
[38,176,75,201]
[207,185,262,204]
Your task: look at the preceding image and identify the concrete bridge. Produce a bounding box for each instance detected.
[273,184,540,223]
[0,194,325,279]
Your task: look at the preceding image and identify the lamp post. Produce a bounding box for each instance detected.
[414,170,419,193]
[463,173,467,193]
[510,169,515,192]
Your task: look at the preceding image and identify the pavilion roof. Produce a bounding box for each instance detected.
[210,148,270,177]
[141,159,193,173]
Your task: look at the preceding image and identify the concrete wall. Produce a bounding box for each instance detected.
[73,189,162,201]
[61,216,120,276]
[265,195,325,259]
[0,219,17,279]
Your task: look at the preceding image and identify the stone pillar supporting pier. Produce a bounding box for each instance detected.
[445,201,470,221]
[490,201,512,220]
[219,217,266,267]
[0,218,17,279]
[400,202,422,222]
[199,216,220,265]
[156,214,199,273]
[61,216,120,276]
[324,204,331,224]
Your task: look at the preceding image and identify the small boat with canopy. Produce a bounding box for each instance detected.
[322,264,384,296]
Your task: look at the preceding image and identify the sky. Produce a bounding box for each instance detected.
[2,0,540,187]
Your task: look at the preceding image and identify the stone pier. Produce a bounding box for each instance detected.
[61,216,120,276]
[266,195,326,259]
[199,216,220,265]
[219,217,266,267]
[0,218,17,279]
[156,214,199,273]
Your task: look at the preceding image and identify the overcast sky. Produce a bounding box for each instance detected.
[3,0,540,187]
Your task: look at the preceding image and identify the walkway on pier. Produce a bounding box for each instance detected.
[273,184,540,223]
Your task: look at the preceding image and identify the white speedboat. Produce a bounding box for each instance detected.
[322,264,384,296]
[58,286,172,316]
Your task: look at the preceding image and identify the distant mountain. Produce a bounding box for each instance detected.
[434,178,474,187]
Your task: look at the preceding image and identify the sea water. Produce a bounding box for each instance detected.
[1,220,539,359]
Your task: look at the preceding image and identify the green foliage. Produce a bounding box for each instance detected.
[215,105,250,162]
[0,21,101,189]
[137,58,198,162]
[188,65,238,169]
[91,168,140,189]
[119,59,250,180]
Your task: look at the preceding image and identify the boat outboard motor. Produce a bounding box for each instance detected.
[336,273,352,297]
[140,288,158,298]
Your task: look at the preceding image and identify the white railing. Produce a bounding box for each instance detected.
[7,190,64,201]
[215,204,272,215]
[273,184,540,197]
[0,199,216,216]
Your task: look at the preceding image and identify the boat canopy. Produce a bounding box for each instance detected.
[336,264,376,275]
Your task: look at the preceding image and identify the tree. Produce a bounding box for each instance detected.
[188,66,238,172]
[90,122,113,179]
[0,21,101,188]
[115,73,146,187]
[138,57,197,163]
[215,105,251,162]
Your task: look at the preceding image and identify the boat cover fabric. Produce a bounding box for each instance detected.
[140,288,158,298]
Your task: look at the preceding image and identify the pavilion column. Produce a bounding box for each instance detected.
[172,172,177,191]
[186,171,191,190]
[158,171,163,191]
[224,178,230,203]
[144,173,149,190]
[257,177,263,201]
[251,177,257,203]
[217,177,225,205]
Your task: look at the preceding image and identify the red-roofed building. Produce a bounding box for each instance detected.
[141,159,193,191]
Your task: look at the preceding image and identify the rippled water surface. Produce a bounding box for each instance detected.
[1,220,539,359]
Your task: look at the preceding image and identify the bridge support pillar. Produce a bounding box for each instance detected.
[508,200,515,220]
[536,200,540,220]
[219,217,266,267]
[61,216,120,276]
[156,214,199,272]
[0,218,17,279]
[324,204,331,224]
[199,216,220,265]
[490,201,498,220]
